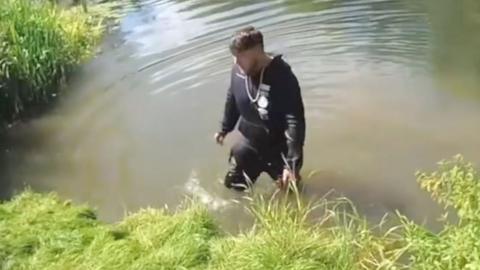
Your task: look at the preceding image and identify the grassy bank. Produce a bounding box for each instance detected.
[0,156,478,269]
[0,0,107,126]
[0,192,403,270]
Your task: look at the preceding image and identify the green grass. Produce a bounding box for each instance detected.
[0,191,405,270]
[0,156,479,269]
[0,192,220,270]
[207,193,404,270]
[0,0,106,124]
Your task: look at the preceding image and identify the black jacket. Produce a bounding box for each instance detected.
[220,55,305,170]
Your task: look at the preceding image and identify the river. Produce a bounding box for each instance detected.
[1,0,479,230]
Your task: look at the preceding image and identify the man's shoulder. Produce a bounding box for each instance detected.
[271,55,294,74]
[270,55,297,83]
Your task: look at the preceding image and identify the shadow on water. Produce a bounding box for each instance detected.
[0,123,50,200]
[301,170,442,228]
[426,0,480,99]
[0,133,12,200]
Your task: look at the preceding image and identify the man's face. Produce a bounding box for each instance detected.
[234,47,261,75]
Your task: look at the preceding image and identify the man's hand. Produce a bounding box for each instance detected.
[277,168,298,190]
[214,132,226,146]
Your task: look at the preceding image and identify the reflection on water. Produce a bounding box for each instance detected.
[1,0,479,230]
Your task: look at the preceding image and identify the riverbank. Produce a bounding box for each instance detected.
[0,0,112,128]
[0,156,477,269]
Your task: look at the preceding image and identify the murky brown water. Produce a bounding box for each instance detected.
[1,0,480,230]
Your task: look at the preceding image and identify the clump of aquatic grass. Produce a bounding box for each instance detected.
[400,155,480,269]
[208,187,406,270]
[0,0,105,123]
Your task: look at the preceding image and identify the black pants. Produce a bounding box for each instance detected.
[224,138,300,191]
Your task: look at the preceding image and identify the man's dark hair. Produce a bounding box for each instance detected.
[229,26,264,54]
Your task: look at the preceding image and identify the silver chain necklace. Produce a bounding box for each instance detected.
[244,67,265,103]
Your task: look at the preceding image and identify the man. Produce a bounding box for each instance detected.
[215,26,306,191]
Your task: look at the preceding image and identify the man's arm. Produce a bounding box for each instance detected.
[220,72,240,136]
[282,67,306,173]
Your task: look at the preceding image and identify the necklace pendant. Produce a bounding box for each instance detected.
[257,95,269,108]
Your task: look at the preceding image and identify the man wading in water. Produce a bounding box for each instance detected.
[215,26,306,191]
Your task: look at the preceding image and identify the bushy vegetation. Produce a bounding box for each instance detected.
[0,0,105,124]
[400,155,480,269]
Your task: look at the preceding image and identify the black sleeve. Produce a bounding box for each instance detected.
[282,67,306,172]
[220,70,240,134]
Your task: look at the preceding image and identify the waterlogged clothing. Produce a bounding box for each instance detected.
[220,55,305,190]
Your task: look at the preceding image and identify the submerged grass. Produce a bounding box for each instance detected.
[0,156,479,269]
